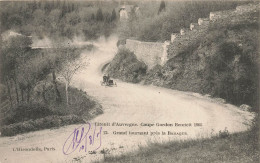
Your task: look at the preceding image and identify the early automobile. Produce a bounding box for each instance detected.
[101,74,117,87]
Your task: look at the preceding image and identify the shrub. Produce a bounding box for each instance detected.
[2,103,53,125]
[1,115,84,136]
[219,128,230,138]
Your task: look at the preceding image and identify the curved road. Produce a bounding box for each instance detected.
[0,35,254,163]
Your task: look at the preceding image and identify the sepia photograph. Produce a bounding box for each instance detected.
[0,0,259,162]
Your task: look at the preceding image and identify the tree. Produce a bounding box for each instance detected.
[1,34,33,105]
[17,59,38,103]
[104,12,111,23]
[160,21,172,41]
[66,12,81,26]
[57,49,88,106]
[158,1,166,14]
[8,15,23,28]
[43,47,62,103]
[91,13,95,20]
[111,9,117,21]
[49,9,61,28]
[33,9,45,26]
[96,8,103,21]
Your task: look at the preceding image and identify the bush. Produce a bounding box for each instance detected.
[1,115,84,136]
[218,128,230,138]
[2,103,53,125]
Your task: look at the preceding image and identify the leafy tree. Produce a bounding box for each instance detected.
[8,15,23,27]
[91,13,95,20]
[31,0,37,11]
[57,48,88,106]
[111,9,117,21]
[96,8,104,21]
[160,22,172,41]
[66,12,81,26]
[33,9,46,26]
[1,34,33,104]
[104,12,111,22]
[158,1,166,14]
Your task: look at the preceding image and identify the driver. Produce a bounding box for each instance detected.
[103,74,107,82]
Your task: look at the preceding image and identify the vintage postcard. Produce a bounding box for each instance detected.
[0,0,259,162]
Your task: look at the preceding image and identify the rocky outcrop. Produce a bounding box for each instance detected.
[106,47,147,83]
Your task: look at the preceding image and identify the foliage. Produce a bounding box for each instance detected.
[118,1,250,42]
[56,47,88,106]
[96,8,104,21]
[0,81,103,136]
[0,0,118,40]
[2,103,53,125]
[1,115,84,136]
[218,128,230,138]
[158,1,166,14]
[106,48,147,83]
[143,10,259,111]
[0,34,102,136]
[203,22,259,110]
[0,1,108,137]
[111,9,117,22]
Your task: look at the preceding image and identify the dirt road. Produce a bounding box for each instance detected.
[0,35,254,163]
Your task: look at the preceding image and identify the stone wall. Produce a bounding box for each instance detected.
[168,3,259,59]
[124,3,259,68]
[125,39,169,69]
[168,16,210,59]
[209,3,260,21]
[236,3,259,12]
[210,10,235,21]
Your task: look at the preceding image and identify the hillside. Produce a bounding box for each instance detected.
[107,3,259,111]
[106,48,147,83]
[145,4,259,111]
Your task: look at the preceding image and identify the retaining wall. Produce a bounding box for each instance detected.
[125,39,169,69]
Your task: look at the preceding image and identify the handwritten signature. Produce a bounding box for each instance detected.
[62,122,102,155]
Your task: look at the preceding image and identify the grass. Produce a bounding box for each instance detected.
[47,83,102,118]
[98,124,259,163]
